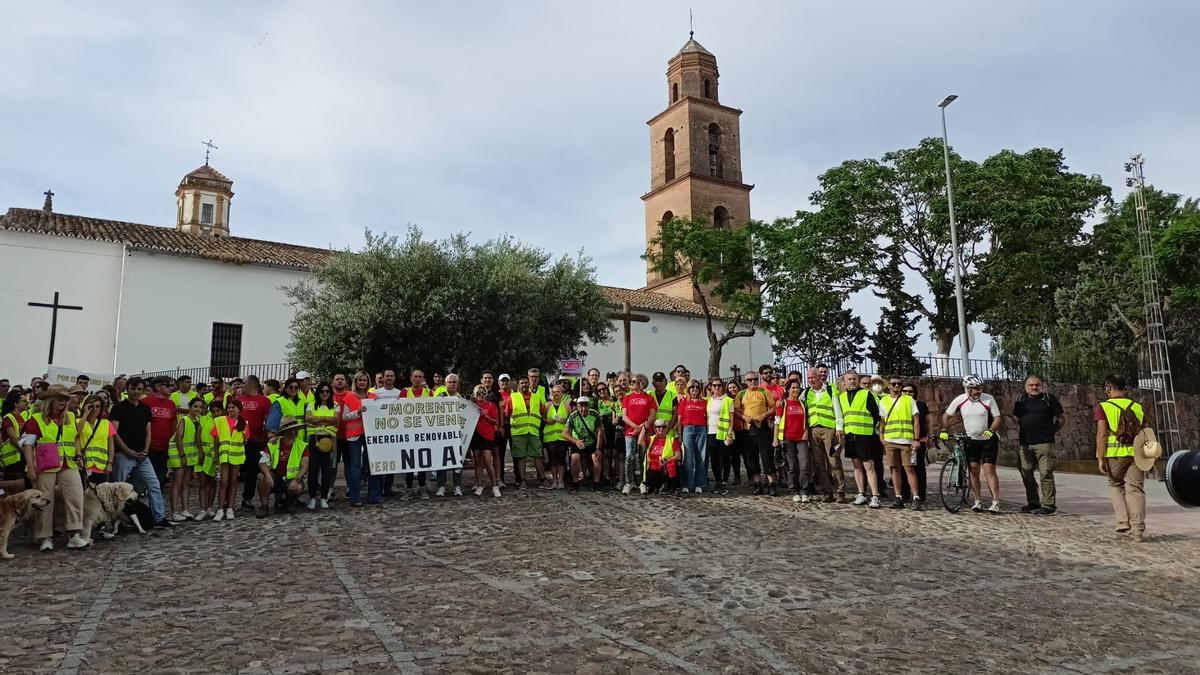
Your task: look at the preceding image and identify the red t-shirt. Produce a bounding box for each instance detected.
[334,390,364,439]
[475,401,499,441]
[144,395,178,452]
[764,385,785,416]
[238,394,271,444]
[678,398,708,427]
[779,399,808,442]
[621,392,657,437]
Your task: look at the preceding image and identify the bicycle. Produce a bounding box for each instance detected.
[938,433,972,513]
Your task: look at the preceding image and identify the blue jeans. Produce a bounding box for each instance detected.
[624,435,642,486]
[114,453,165,522]
[342,438,381,504]
[682,425,708,489]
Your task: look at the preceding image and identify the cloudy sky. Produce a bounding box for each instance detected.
[3,1,1197,356]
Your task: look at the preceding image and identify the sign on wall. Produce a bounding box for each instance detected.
[45,365,118,392]
[362,397,480,475]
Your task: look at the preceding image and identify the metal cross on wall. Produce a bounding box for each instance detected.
[607,302,650,373]
[28,291,83,365]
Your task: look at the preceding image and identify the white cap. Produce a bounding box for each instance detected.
[295,371,312,380]
[498,373,511,381]
[576,396,589,404]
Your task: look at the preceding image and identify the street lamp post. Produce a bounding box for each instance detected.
[939,94,971,378]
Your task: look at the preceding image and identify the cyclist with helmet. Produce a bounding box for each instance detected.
[941,375,1003,512]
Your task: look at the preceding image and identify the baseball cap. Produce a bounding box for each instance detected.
[652,371,667,381]
[295,371,312,380]
[498,373,511,381]
[576,396,589,404]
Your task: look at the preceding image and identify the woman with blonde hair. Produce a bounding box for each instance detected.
[469,384,501,497]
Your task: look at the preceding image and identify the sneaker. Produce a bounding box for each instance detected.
[852,494,868,506]
[256,507,269,519]
[154,519,175,529]
[769,484,778,497]
[1034,506,1057,515]
[1115,525,1131,533]
[435,486,446,497]
[492,486,502,498]
[988,501,1001,513]
[824,494,836,503]
[224,508,235,520]
[793,493,802,503]
[1131,531,1145,542]
[518,482,528,491]
[681,487,690,495]
[835,494,847,504]
[891,498,905,510]
[538,481,554,490]
[752,484,764,496]
[193,510,208,521]
[179,510,194,520]
[910,497,923,511]
[1020,504,1042,514]
[453,486,463,497]
[307,498,317,510]
[240,499,255,511]
[694,487,703,495]
[67,533,90,549]
[971,500,984,512]
[868,496,881,509]
[169,512,185,522]
[39,538,54,552]
[639,484,648,495]
[474,486,484,497]
[591,483,600,492]
[800,494,811,504]
[213,509,225,522]
[622,483,632,495]
[420,488,431,500]
[320,499,330,509]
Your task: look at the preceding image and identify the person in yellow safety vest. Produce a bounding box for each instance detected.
[508,376,547,490]
[525,367,548,402]
[19,385,89,550]
[264,379,282,406]
[256,417,309,517]
[431,372,445,397]
[168,396,205,521]
[543,383,572,490]
[304,383,339,509]
[204,378,232,409]
[79,393,115,486]
[275,379,308,442]
[1095,374,1149,542]
[211,399,246,522]
[195,398,223,520]
[170,375,198,417]
[704,378,735,495]
[1,390,31,479]
[803,367,845,503]
[640,421,680,495]
[294,371,316,411]
[877,380,922,510]
[838,371,883,508]
[666,364,689,399]
[649,371,678,430]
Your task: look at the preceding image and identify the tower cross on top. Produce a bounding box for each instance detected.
[202,139,219,165]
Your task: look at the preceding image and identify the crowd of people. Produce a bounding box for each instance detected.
[0,361,1153,552]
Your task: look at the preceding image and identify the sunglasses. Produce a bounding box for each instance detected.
[902,389,915,395]
[889,381,902,387]
[745,377,758,382]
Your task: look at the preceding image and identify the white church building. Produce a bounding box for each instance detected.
[0,163,771,384]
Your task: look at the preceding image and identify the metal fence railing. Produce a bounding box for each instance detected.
[138,363,297,384]
[774,354,1139,388]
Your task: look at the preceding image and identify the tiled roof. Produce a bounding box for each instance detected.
[677,37,713,56]
[0,206,715,315]
[183,164,232,184]
[0,207,334,271]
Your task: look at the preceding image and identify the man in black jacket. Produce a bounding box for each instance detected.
[1012,375,1064,515]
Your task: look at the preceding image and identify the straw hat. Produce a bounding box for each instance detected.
[38,384,71,401]
[277,417,304,434]
[1133,428,1163,472]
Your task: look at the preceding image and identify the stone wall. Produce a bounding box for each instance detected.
[912,378,1199,473]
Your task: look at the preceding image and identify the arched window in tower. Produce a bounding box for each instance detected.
[664,128,676,182]
[713,206,731,229]
[704,79,712,99]
[672,82,679,103]
[707,123,723,178]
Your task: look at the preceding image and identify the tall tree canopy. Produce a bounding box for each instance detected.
[644,216,762,378]
[285,228,612,381]
[758,139,1108,359]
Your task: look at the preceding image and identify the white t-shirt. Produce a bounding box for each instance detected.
[945,393,1000,440]
[372,387,401,399]
[707,395,726,434]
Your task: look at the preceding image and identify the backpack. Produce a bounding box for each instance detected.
[1102,400,1141,445]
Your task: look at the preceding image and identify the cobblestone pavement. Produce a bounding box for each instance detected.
[3,477,1200,674]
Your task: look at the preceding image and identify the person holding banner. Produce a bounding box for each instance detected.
[507,376,547,490]
[435,375,465,496]
[398,369,429,500]
[470,384,501,497]
[563,396,603,492]
[336,373,374,507]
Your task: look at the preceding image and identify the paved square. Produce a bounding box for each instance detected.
[4,480,1200,674]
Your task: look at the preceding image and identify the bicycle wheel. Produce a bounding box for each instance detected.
[939,455,967,513]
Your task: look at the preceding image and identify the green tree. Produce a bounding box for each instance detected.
[284,228,612,381]
[782,306,867,368]
[868,248,928,376]
[644,216,762,378]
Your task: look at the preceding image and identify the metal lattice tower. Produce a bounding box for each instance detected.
[1125,154,1182,461]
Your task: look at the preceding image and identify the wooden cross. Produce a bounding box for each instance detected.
[608,302,650,373]
[28,291,83,365]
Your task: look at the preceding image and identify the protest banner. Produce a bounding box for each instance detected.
[362,396,480,475]
[45,365,118,392]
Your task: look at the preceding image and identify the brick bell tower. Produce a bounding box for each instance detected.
[641,33,753,301]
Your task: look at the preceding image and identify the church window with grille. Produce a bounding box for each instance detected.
[210,323,242,378]
[707,123,722,178]
[664,128,676,182]
[200,203,214,225]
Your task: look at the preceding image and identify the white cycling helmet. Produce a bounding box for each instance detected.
[962,374,984,388]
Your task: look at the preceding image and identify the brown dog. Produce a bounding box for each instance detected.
[0,489,51,559]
